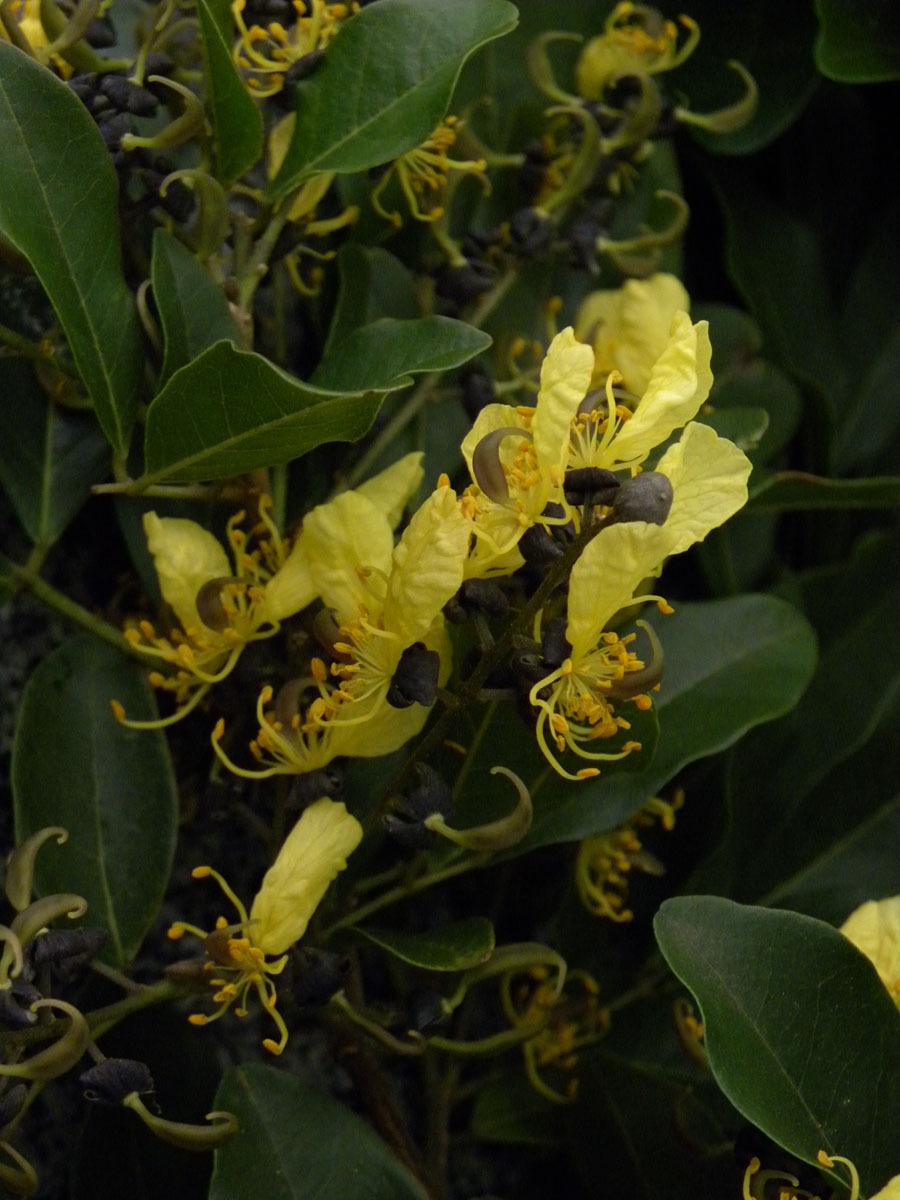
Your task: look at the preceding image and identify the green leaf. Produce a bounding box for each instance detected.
[748,472,900,511]
[11,636,177,968]
[470,1075,565,1147]
[670,0,819,155]
[141,341,388,483]
[267,0,518,201]
[0,358,108,545]
[210,1064,429,1200]
[142,317,489,483]
[195,0,264,182]
[832,325,900,474]
[0,44,144,456]
[312,317,492,391]
[151,229,237,386]
[697,406,769,453]
[654,897,900,1194]
[717,173,845,411]
[815,0,900,82]
[519,595,817,851]
[323,245,418,356]
[356,917,494,971]
[709,362,802,464]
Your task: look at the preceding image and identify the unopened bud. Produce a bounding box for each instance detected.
[80,1057,155,1106]
[610,472,673,526]
[386,643,440,709]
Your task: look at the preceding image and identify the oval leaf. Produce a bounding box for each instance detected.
[268,0,518,200]
[0,359,108,545]
[356,917,495,971]
[815,0,900,82]
[12,636,177,967]
[210,1064,429,1200]
[0,44,144,456]
[749,472,900,511]
[195,0,264,182]
[654,896,900,1194]
[151,229,237,385]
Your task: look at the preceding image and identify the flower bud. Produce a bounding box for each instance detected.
[0,1000,90,1082]
[384,764,452,850]
[386,643,440,709]
[609,471,673,526]
[80,1058,155,1106]
[292,947,349,1006]
[0,1084,27,1129]
[31,927,106,983]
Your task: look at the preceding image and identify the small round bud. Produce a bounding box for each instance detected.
[610,472,673,526]
[386,643,440,709]
[80,1058,155,1106]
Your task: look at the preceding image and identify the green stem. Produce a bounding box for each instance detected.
[1,556,147,661]
[0,322,78,378]
[344,267,518,489]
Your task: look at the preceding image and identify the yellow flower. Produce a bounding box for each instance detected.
[371,116,487,228]
[529,421,751,779]
[574,272,690,393]
[212,478,470,777]
[231,0,353,98]
[839,896,900,1006]
[745,1151,900,1200]
[168,796,362,1054]
[574,2,699,101]
[461,327,594,577]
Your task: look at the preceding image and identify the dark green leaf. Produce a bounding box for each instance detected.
[654,897,900,1194]
[748,472,900,511]
[195,0,264,182]
[0,359,108,545]
[210,1064,429,1199]
[151,229,237,386]
[832,325,900,474]
[0,44,143,456]
[470,1075,565,1147]
[312,317,492,391]
[356,917,494,971]
[709,361,802,464]
[670,0,819,155]
[815,0,900,82]
[519,595,817,851]
[697,406,769,453]
[267,0,518,200]
[323,245,418,356]
[12,636,177,967]
[141,340,389,483]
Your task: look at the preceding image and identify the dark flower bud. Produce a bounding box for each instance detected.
[157,177,195,223]
[384,764,451,849]
[564,465,620,507]
[458,362,494,422]
[519,505,573,565]
[0,979,42,1029]
[85,16,116,46]
[287,766,344,810]
[143,51,175,75]
[387,643,440,709]
[97,112,132,153]
[540,617,571,668]
[435,258,496,308]
[444,577,510,625]
[508,207,553,257]
[291,947,349,1006]
[275,49,326,109]
[461,226,503,256]
[610,471,673,526]
[89,92,114,117]
[0,1083,27,1129]
[406,988,448,1032]
[30,926,106,983]
[80,1058,155,1106]
[518,139,552,201]
[67,72,98,102]
[99,75,159,117]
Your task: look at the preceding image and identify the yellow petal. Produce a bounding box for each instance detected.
[608,313,713,465]
[250,797,362,955]
[840,896,900,1006]
[655,421,751,556]
[871,1175,900,1199]
[383,485,471,643]
[566,521,670,658]
[263,534,317,623]
[575,273,690,393]
[303,493,394,624]
[143,512,231,632]
[355,452,425,529]
[532,327,594,483]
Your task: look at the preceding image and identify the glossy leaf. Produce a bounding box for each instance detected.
[195,0,264,182]
[142,317,489,483]
[697,406,769,453]
[312,317,492,391]
[518,595,817,851]
[356,917,494,971]
[151,229,237,385]
[0,43,143,456]
[323,245,418,356]
[749,472,900,511]
[0,359,108,545]
[210,1064,428,1199]
[815,0,900,82]
[267,0,518,201]
[655,896,900,1194]
[470,1075,565,1147]
[11,637,177,967]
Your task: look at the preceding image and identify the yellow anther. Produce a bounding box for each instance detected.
[213,717,226,741]
[657,600,674,614]
[310,657,327,682]
[437,472,451,489]
[110,700,126,723]
[188,1014,209,1026]
[192,866,212,878]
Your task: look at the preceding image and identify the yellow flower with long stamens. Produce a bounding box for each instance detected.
[839,895,900,1007]
[574,273,691,393]
[168,796,362,1054]
[461,327,594,578]
[743,1151,900,1200]
[574,2,700,101]
[371,116,487,228]
[231,0,353,98]
[212,478,470,778]
[530,420,750,779]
